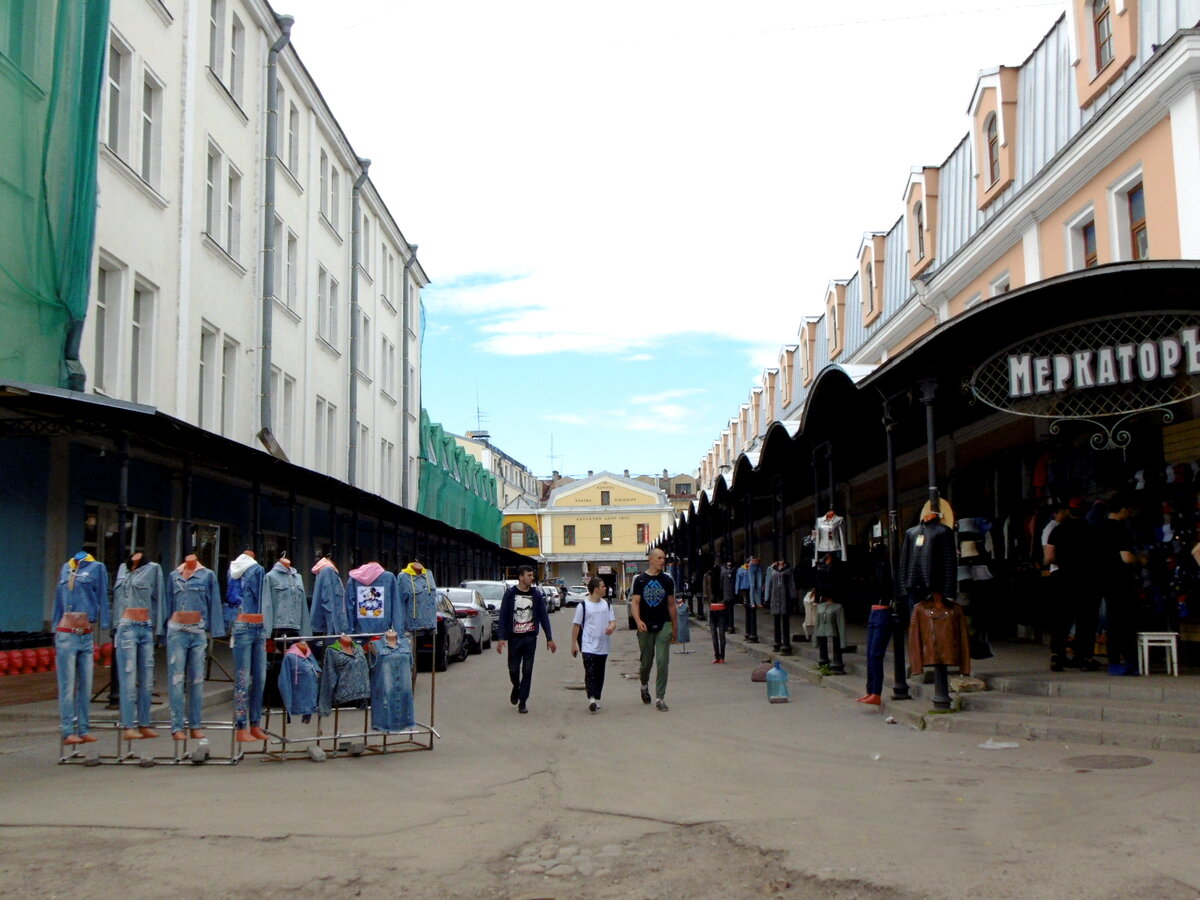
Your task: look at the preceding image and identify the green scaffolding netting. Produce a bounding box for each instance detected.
[0,0,109,387]
[417,410,501,542]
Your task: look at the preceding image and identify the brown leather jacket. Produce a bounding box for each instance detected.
[907,600,971,675]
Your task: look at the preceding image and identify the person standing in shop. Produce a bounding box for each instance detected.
[1044,497,1101,671]
[1094,496,1140,675]
[631,547,678,711]
[495,565,555,714]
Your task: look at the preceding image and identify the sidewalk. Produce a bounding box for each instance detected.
[687,607,1200,753]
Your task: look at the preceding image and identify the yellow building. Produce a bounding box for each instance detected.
[502,472,675,596]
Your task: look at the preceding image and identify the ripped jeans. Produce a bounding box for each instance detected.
[115,619,156,728]
[167,622,207,732]
[230,621,266,728]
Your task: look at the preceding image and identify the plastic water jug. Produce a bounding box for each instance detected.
[766,660,789,703]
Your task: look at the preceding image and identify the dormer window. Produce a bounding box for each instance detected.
[914,202,926,260]
[985,114,1000,185]
[1093,0,1113,68]
[970,68,1018,209]
[1070,0,1137,108]
[906,168,939,279]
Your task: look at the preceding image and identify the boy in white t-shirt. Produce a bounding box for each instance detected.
[571,576,617,713]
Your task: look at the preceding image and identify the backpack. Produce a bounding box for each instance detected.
[226,574,244,608]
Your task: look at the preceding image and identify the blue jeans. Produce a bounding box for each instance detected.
[865,607,894,695]
[167,623,207,731]
[115,619,155,728]
[55,631,94,737]
[370,638,414,732]
[231,621,266,728]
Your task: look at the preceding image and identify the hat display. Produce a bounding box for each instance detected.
[919,498,956,528]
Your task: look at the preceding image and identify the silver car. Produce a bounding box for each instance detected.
[445,587,493,654]
[460,580,508,639]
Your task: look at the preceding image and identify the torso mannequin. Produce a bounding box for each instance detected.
[234,550,265,624]
[814,510,847,559]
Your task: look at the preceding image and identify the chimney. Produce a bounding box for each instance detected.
[552,470,560,479]
[623,469,629,478]
[663,468,668,478]
[587,470,593,476]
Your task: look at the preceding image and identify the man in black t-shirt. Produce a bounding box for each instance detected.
[631,548,677,711]
[496,565,556,713]
[1045,498,1100,671]
[1094,499,1139,674]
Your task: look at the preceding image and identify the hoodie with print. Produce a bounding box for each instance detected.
[345,563,397,634]
[398,563,437,632]
[277,642,320,721]
[262,561,310,635]
[227,553,265,614]
[310,558,347,634]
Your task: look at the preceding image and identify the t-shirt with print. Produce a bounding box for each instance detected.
[509,587,537,634]
[631,571,675,632]
[573,598,616,655]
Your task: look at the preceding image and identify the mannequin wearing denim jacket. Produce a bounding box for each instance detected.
[399,562,437,633]
[111,556,164,739]
[309,557,347,634]
[277,641,320,723]
[346,562,398,634]
[262,559,311,636]
[228,551,270,742]
[317,638,371,717]
[166,556,223,739]
[224,551,264,632]
[54,553,110,744]
[369,630,415,732]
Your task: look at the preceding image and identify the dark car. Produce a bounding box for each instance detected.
[415,592,469,671]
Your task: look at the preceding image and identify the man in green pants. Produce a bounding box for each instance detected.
[631,547,678,711]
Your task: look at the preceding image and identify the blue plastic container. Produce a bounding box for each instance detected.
[766,660,789,703]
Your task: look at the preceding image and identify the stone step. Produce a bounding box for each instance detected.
[983,672,1200,703]
[956,690,1200,729]
[921,708,1200,754]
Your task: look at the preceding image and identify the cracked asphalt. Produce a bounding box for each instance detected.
[1,621,1199,899]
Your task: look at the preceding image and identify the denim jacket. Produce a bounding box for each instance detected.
[398,565,437,633]
[53,557,110,629]
[263,562,311,635]
[346,564,397,634]
[277,644,320,719]
[112,561,165,632]
[166,564,224,636]
[310,563,347,634]
[227,554,265,614]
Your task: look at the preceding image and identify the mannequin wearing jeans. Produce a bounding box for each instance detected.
[228,551,268,743]
[166,554,224,740]
[857,605,893,705]
[54,552,110,745]
[112,554,164,739]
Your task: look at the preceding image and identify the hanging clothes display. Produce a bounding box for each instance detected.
[225,552,265,632]
[813,512,847,559]
[317,640,371,717]
[369,635,415,732]
[345,562,398,634]
[111,559,164,732]
[262,560,310,635]
[54,553,110,742]
[908,599,972,675]
[899,519,958,601]
[310,558,347,634]
[399,563,438,632]
[166,558,223,735]
[277,642,321,723]
[813,599,846,672]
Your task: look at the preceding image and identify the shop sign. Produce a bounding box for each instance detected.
[624,561,640,574]
[597,565,612,574]
[968,312,1200,448]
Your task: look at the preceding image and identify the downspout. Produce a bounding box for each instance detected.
[258,15,294,458]
[400,246,418,507]
[348,157,371,485]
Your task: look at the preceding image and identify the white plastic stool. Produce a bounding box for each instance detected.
[1136,632,1179,676]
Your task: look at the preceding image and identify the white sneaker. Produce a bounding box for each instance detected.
[594,701,601,711]
[588,700,597,713]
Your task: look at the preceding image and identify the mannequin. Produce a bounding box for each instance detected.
[310,555,347,634]
[54,551,110,745]
[166,553,223,740]
[277,639,320,723]
[735,558,762,642]
[346,561,398,634]
[719,560,737,634]
[262,555,311,637]
[399,560,438,633]
[370,627,415,732]
[899,507,958,612]
[813,509,847,560]
[858,599,892,706]
[907,593,971,709]
[112,552,164,739]
[709,563,730,663]
[764,560,796,655]
[813,591,846,673]
[227,550,268,742]
[318,634,371,717]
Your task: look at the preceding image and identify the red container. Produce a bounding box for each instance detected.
[93,646,101,664]
[0,650,10,676]
[21,648,37,674]
[100,642,114,667]
[35,647,52,673]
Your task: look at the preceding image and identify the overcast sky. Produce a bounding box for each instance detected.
[276,0,1064,481]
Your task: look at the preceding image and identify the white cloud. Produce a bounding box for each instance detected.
[622,353,653,362]
[629,388,705,405]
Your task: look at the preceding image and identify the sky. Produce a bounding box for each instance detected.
[276,0,1066,481]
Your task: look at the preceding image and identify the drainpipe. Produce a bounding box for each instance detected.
[257,15,294,458]
[400,246,418,507]
[348,157,371,485]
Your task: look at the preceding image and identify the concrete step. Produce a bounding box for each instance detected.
[957,690,1200,729]
[921,708,1200,753]
[983,672,1200,703]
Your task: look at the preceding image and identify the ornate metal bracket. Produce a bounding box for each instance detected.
[1049,407,1176,451]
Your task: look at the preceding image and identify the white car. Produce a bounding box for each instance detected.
[540,584,562,611]
[444,587,493,653]
[564,585,589,607]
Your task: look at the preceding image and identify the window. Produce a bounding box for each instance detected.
[358,424,370,489]
[317,266,339,346]
[636,523,649,543]
[600,524,612,544]
[985,114,1000,185]
[357,312,371,376]
[563,525,576,546]
[221,339,238,436]
[198,324,218,428]
[600,490,610,506]
[228,14,245,103]
[1093,0,1113,69]
[105,37,129,156]
[129,282,153,403]
[315,396,337,474]
[208,0,225,72]
[205,146,220,235]
[360,216,371,273]
[674,482,691,495]
[863,262,875,314]
[380,335,397,397]
[225,164,241,257]
[329,166,340,231]
[287,102,299,173]
[380,438,395,497]
[140,71,162,184]
[1128,183,1148,260]
[286,231,298,308]
[272,216,284,301]
[93,263,121,394]
[989,272,1011,296]
[319,150,329,218]
[281,373,295,450]
[1082,220,1098,268]
[913,201,926,260]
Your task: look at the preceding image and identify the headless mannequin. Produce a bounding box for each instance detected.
[385,628,399,648]
[171,554,205,740]
[119,553,159,740]
[233,551,269,743]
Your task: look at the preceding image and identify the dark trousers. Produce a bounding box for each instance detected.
[1047,572,1073,659]
[1104,581,1137,666]
[865,607,893,695]
[581,652,608,700]
[817,635,844,671]
[507,633,537,702]
[745,601,758,640]
[772,613,791,652]
[1060,573,1100,660]
[709,607,727,660]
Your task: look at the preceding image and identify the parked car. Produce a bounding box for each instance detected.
[415,592,469,671]
[445,587,492,654]
[564,584,589,607]
[540,584,562,611]
[461,580,508,639]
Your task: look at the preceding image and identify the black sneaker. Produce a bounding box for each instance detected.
[510,686,519,705]
[1050,655,1064,672]
[640,685,651,704]
[588,700,597,713]
[655,699,669,712]
[518,702,528,714]
[1076,657,1102,671]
